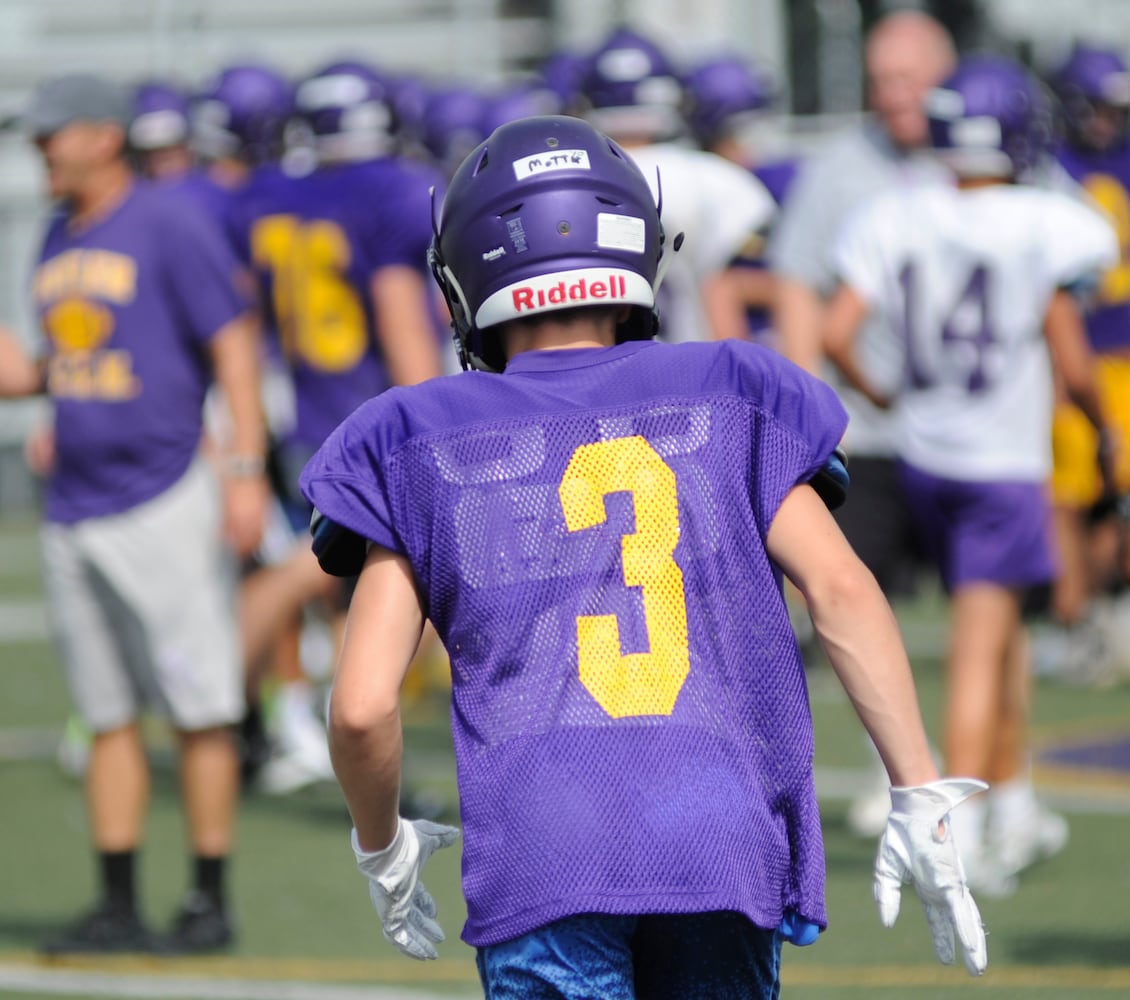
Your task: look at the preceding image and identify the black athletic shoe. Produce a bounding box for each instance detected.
[156,891,235,954]
[41,901,155,955]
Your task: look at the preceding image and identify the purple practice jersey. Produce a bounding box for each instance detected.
[33,181,248,523]
[1055,140,1130,352]
[301,338,847,947]
[162,167,238,236]
[231,157,442,451]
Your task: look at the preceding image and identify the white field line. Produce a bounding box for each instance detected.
[0,965,467,1000]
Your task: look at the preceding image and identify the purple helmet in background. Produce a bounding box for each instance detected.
[478,82,562,138]
[295,59,395,161]
[429,115,666,372]
[421,85,489,177]
[682,54,776,148]
[926,56,1054,180]
[577,26,685,139]
[1050,44,1130,148]
[539,50,589,114]
[129,81,191,150]
[386,72,431,155]
[191,63,294,164]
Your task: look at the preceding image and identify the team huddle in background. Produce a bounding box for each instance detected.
[0,9,1128,989]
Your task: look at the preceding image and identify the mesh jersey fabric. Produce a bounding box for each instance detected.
[301,338,848,946]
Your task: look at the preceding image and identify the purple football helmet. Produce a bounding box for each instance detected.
[295,59,395,161]
[539,50,589,114]
[926,56,1054,180]
[1050,44,1130,148]
[577,27,684,140]
[421,85,489,177]
[682,54,776,148]
[191,63,294,164]
[129,81,191,150]
[429,115,668,372]
[478,82,562,138]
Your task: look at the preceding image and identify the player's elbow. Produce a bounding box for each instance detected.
[802,555,878,626]
[328,685,399,745]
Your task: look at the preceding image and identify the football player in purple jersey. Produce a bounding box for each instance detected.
[824,56,1118,895]
[1044,44,1130,681]
[227,58,447,792]
[0,72,268,954]
[299,115,988,996]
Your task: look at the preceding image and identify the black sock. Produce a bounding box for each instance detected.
[99,850,137,914]
[194,855,226,910]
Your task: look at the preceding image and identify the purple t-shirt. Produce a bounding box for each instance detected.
[301,338,848,947]
[1054,140,1130,353]
[230,157,443,451]
[33,181,248,524]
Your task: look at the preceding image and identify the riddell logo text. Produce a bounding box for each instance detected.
[512,274,628,311]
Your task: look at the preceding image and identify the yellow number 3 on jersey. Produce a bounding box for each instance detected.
[559,436,690,719]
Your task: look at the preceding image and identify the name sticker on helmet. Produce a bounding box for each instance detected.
[512,150,592,180]
[597,213,646,253]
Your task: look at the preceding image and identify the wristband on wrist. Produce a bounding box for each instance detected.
[224,453,265,478]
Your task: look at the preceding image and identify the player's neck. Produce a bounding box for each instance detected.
[504,320,616,359]
[70,162,134,230]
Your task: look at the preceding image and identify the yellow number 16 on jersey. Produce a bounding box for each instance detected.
[558,436,690,719]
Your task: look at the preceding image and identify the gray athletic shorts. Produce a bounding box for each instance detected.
[41,457,243,733]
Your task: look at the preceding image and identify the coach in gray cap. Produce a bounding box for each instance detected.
[24,72,131,139]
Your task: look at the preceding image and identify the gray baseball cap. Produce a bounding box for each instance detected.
[24,73,131,139]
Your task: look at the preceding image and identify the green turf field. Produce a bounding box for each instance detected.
[2,513,1129,999]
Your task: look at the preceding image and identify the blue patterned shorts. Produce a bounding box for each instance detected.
[476,911,782,1000]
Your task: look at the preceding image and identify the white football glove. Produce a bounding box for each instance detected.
[873,778,989,977]
[352,817,461,960]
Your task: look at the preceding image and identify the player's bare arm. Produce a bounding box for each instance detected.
[208,311,269,557]
[370,265,443,386]
[0,327,45,397]
[1044,288,1120,492]
[329,543,424,850]
[766,482,935,785]
[773,276,826,375]
[822,283,892,408]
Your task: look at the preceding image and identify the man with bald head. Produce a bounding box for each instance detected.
[769,9,956,837]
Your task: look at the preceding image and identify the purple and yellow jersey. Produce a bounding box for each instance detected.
[1054,140,1130,352]
[301,338,847,947]
[33,181,248,524]
[231,158,441,451]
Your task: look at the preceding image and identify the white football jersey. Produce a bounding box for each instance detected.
[628,142,776,343]
[834,182,1117,480]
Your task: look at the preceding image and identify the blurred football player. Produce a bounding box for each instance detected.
[128,80,194,180]
[1043,44,1130,683]
[576,26,778,344]
[228,58,446,792]
[682,53,796,350]
[824,56,1118,894]
[300,113,988,994]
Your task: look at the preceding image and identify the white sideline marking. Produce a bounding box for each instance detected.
[0,966,463,1000]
